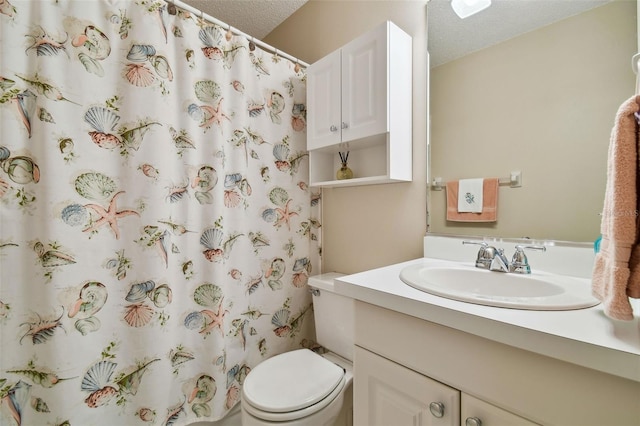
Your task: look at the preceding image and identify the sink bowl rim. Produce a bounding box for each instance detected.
[399,260,600,311]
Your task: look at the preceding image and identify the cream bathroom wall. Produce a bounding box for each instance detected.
[265,0,429,274]
[429,1,636,242]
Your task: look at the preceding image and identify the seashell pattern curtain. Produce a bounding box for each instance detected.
[0,1,320,424]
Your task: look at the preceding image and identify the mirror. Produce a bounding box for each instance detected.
[427,0,636,242]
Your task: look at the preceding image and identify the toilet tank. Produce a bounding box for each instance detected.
[309,272,354,361]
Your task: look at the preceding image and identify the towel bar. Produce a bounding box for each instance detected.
[431,171,522,191]
[632,52,640,75]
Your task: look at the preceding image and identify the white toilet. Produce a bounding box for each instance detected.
[241,272,353,426]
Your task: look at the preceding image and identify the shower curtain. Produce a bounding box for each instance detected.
[0,1,320,424]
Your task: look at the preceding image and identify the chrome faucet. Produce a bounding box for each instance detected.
[463,241,546,274]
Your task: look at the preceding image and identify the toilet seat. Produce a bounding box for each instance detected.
[242,349,346,422]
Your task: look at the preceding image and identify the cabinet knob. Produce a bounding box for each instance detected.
[428,402,445,418]
[465,417,482,426]
[329,125,338,132]
[341,121,349,129]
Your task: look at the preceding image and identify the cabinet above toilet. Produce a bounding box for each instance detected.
[306,21,413,187]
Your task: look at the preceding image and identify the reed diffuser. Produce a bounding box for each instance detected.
[336,151,353,180]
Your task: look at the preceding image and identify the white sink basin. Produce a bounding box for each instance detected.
[399,262,600,310]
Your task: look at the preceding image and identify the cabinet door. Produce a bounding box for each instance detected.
[341,22,388,143]
[461,394,539,426]
[306,49,341,150]
[354,346,460,426]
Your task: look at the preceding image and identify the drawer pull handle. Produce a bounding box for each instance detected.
[429,402,445,418]
[465,417,482,426]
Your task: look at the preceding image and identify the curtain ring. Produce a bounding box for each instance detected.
[167,1,177,15]
[226,24,233,41]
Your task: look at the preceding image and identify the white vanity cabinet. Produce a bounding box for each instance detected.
[355,346,460,426]
[353,301,640,426]
[306,21,412,187]
[355,346,536,426]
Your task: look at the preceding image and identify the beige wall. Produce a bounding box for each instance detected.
[265,1,429,274]
[429,1,636,242]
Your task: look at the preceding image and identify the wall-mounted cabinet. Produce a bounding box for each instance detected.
[306,21,412,187]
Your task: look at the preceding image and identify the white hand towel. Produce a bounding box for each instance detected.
[457,178,484,213]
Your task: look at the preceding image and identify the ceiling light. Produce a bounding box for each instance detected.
[451,0,491,19]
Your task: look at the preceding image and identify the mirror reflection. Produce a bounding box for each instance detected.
[427,0,636,242]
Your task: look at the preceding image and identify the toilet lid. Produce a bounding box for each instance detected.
[242,349,345,413]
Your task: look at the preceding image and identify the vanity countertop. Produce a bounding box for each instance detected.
[334,251,640,383]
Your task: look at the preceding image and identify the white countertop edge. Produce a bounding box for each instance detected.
[334,258,640,383]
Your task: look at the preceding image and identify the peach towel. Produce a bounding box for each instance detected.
[592,95,640,321]
[446,178,499,222]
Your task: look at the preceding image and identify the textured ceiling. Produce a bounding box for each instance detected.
[428,0,612,68]
[180,0,308,39]
[179,0,613,67]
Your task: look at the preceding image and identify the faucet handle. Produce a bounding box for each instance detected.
[462,241,493,269]
[509,245,546,274]
[462,240,487,248]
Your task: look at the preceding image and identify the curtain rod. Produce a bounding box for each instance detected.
[167,0,309,68]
